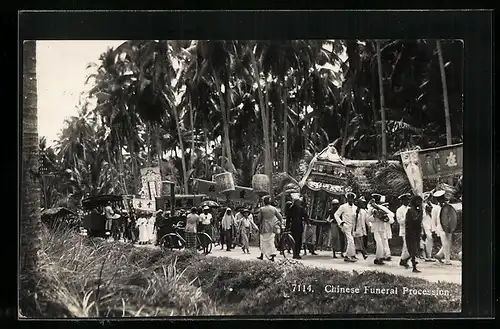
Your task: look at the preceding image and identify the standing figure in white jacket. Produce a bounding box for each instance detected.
[396,193,411,267]
[334,192,358,262]
[367,196,395,265]
[432,190,453,265]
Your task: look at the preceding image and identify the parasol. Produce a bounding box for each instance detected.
[200,200,220,208]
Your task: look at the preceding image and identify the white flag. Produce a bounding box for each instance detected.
[400,150,424,196]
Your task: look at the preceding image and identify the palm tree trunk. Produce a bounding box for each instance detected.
[436,40,454,185]
[21,40,41,316]
[340,101,351,157]
[281,80,289,212]
[436,40,452,145]
[282,82,289,174]
[204,124,210,179]
[189,94,195,170]
[116,133,128,195]
[128,137,139,195]
[371,62,380,159]
[172,104,189,194]
[270,92,274,171]
[146,122,152,166]
[213,71,233,171]
[155,123,164,182]
[376,40,388,160]
[250,48,272,192]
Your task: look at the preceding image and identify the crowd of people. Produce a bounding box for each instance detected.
[88,188,457,273]
[281,189,456,273]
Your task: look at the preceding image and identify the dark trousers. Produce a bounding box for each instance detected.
[224,229,233,250]
[338,228,346,253]
[219,225,225,246]
[291,224,303,257]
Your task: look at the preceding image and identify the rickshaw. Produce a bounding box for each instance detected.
[81,195,125,238]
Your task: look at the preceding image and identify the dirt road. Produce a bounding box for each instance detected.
[207,246,462,284]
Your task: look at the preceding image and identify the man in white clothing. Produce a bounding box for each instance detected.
[396,193,411,267]
[367,197,394,265]
[432,190,452,265]
[371,194,394,261]
[334,192,358,262]
[199,206,213,238]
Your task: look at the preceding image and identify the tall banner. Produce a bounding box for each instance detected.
[418,144,463,179]
[400,150,424,196]
[140,167,162,200]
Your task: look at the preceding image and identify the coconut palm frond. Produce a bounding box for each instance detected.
[372,163,412,197]
[275,172,300,194]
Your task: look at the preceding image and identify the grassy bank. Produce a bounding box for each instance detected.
[33,225,461,317]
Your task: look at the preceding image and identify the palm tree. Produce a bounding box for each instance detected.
[20,40,41,316]
[435,40,452,146]
[249,43,273,191]
[376,40,388,160]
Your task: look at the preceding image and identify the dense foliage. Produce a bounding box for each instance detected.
[39,39,463,209]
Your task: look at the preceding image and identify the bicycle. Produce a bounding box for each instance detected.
[264,228,295,260]
[158,221,213,254]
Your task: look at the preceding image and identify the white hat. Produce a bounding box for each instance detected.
[433,190,445,198]
[203,206,210,210]
[291,193,301,200]
[346,192,357,199]
[331,199,340,204]
[358,196,367,203]
[398,193,411,200]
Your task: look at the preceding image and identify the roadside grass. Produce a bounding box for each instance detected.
[33,224,461,317]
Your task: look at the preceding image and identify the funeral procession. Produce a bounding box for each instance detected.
[22,39,465,317]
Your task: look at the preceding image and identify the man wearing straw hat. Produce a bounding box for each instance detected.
[199,206,213,239]
[368,194,395,264]
[379,194,394,261]
[334,192,358,262]
[396,193,411,267]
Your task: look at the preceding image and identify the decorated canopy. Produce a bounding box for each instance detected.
[298,144,349,195]
[298,144,402,196]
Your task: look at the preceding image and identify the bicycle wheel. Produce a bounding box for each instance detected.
[196,232,213,254]
[281,234,295,259]
[160,233,185,250]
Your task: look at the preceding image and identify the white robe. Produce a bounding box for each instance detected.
[147,216,156,243]
[136,218,149,242]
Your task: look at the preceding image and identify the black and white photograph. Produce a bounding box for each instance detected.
[20,37,465,317]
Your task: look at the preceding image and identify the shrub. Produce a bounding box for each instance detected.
[37,225,222,317]
[36,223,461,317]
